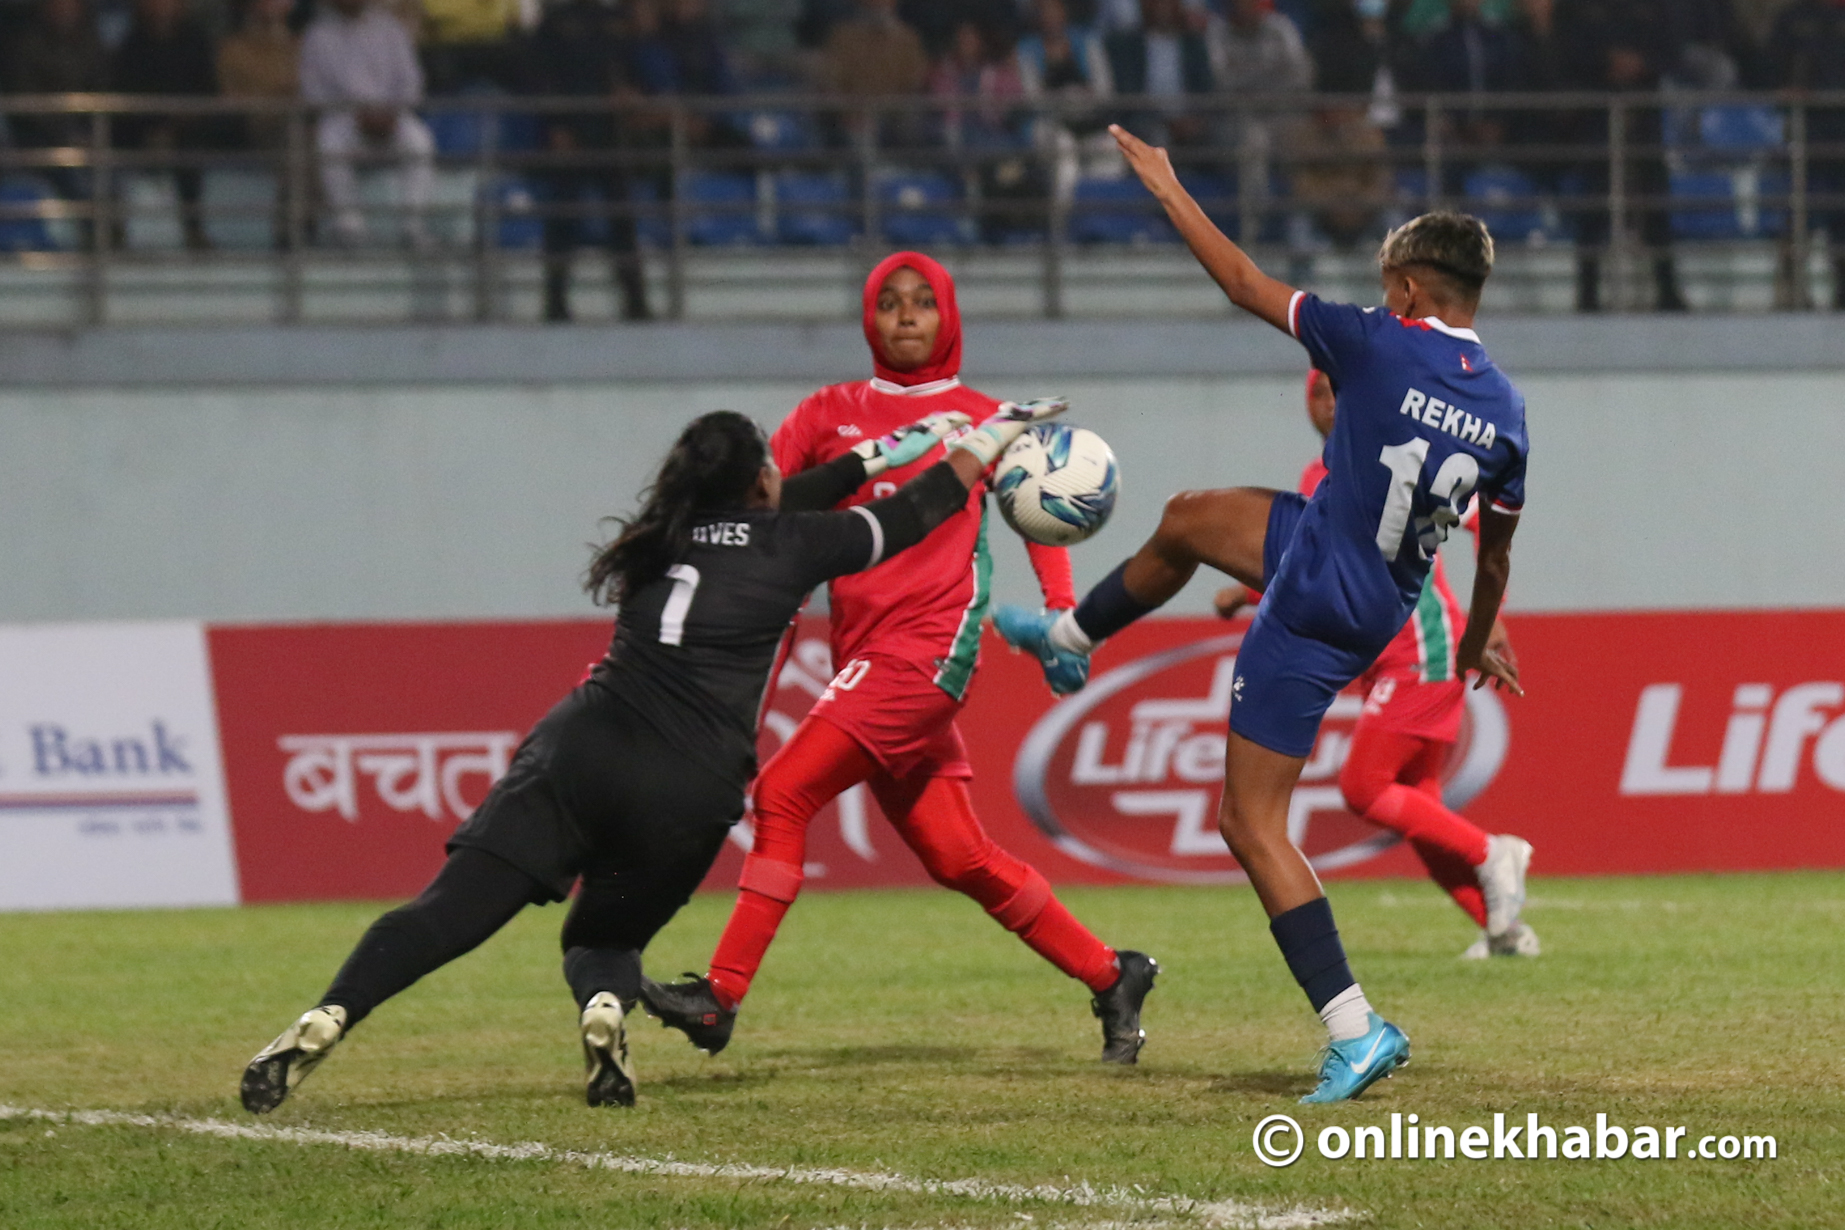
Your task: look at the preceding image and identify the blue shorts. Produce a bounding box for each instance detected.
[1228,492,1374,759]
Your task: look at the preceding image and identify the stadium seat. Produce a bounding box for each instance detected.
[1068,176,1175,245]
[425,92,544,158]
[682,171,763,246]
[878,170,968,246]
[1464,165,1547,244]
[0,177,61,252]
[774,171,856,245]
[1671,167,1788,240]
[746,110,820,152]
[488,175,544,249]
[1699,104,1784,153]
[1175,169,1241,238]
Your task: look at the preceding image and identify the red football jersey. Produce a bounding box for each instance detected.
[1299,457,1466,681]
[774,377,1072,700]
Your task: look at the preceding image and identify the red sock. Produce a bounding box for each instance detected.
[1017,893,1121,992]
[708,890,789,1011]
[1341,724,1490,927]
[874,773,1119,993]
[1370,783,1491,866]
[1411,837,1488,928]
[707,717,876,1009]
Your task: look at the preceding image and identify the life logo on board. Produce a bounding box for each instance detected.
[1011,633,1509,884]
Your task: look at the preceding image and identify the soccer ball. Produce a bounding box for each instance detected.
[992,424,1119,547]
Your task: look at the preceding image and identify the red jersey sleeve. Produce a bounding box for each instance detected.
[771,394,825,478]
[1299,457,1328,498]
[1025,541,1076,609]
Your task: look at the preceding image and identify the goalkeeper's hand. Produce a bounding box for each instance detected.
[849,410,972,478]
[950,397,1070,468]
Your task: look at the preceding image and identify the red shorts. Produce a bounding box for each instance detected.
[806,652,972,780]
[1355,668,1466,744]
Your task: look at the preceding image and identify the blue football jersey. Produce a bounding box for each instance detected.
[1265,291,1528,655]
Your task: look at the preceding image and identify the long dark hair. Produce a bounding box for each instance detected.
[585,410,769,606]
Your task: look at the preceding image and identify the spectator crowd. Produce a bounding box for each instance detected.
[2,0,1843,308]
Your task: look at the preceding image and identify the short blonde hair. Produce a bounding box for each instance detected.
[1377,212,1494,297]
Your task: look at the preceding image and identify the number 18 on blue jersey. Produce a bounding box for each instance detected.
[1264,291,1529,655]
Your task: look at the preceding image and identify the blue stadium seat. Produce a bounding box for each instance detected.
[746,110,819,152]
[878,170,968,246]
[682,171,762,246]
[774,171,856,245]
[425,98,543,158]
[1175,169,1247,238]
[1069,176,1175,245]
[1700,105,1784,153]
[1671,168,1787,240]
[1464,165,1547,244]
[488,175,544,249]
[1394,167,1430,203]
[0,177,58,252]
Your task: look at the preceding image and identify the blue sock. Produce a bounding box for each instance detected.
[1073,561,1160,643]
[1269,897,1356,1012]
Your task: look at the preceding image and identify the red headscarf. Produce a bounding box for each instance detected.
[862,250,962,387]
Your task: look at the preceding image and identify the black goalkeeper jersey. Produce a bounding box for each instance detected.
[590,504,889,786]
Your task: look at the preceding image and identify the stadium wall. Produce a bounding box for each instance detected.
[2,315,1843,623]
[4,315,1843,910]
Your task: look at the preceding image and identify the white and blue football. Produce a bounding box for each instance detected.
[992,424,1119,547]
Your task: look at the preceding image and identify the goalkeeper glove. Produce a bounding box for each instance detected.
[849,410,972,478]
[950,397,1070,468]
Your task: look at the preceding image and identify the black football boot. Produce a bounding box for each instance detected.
[638,974,737,1055]
[1091,950,1159,1064]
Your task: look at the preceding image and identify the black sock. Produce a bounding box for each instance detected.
[321,848,539,1027]
[1073,561,1160,643]
[1268,897,1356,1012]
[563,946,643,1011]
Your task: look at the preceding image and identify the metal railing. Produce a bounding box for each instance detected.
[1,89,1841,323]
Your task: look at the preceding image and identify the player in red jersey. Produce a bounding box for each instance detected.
[1216,370,1538,957]
[641,251,1160,1062]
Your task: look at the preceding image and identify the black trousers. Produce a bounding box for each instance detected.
[322,685,742,1024]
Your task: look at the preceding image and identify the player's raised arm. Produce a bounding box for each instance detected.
[1109,124,1297,333]
[801,400,1070,583]
[1456,505,1522,695]
[778,410,970,512]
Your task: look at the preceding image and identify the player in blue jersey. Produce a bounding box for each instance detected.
[996,124,1528,1104]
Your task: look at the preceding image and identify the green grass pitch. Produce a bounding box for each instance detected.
[2,873,1840,1228]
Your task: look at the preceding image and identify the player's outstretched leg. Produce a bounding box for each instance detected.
[995,487,1277,694]
[1218,732,1408,1103]
[643,718,875,1053]
[240,847,540,1113]
[873,773,1160,1063]
[1340,728,1538,956]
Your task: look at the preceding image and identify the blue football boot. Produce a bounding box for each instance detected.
[993,605,1090,695]
[1299,1014,1409,1104]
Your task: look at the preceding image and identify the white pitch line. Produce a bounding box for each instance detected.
[1,1105,1356,1230]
